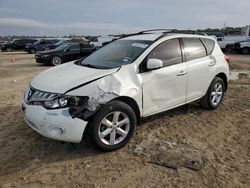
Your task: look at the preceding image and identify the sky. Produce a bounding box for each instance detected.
[0,0,249,36]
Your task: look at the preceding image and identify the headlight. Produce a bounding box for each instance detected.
[43,96,83,109]
[44,99,60,109]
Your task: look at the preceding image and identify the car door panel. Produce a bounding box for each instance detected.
[142,63,188,116]
[182,37,216,102]
[186,56,214,101]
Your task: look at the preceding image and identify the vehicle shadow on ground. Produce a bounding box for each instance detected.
[0,102,204,177]
[141,101,204,125]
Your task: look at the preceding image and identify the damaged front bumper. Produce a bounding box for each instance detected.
[22,99,88,143]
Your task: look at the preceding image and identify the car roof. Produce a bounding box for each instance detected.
[121,33,214,42]
[121,34,162,41]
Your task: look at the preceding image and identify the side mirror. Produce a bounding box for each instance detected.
[147,58,163,70]
[65,48,71,52]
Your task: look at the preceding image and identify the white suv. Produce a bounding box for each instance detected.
[22,30,230,151]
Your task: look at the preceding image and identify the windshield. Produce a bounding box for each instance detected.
[80,39,153,69]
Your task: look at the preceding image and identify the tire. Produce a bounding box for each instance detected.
[200,77,225,110]
[6,47,12,52]
[29,48,36,54]
[86,100,136,151]
[225,45,232,53]
[241,47,249,54]
[51,56,62,66]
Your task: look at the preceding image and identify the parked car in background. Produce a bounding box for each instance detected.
[90,36,119,48]
[25,39,61,54]
[23,30,229,151]
[46,40,71,50]
[233,38,250,54]
[35,42,96,66]
[1,38,38,52]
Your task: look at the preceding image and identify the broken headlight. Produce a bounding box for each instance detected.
[43,96,85,109]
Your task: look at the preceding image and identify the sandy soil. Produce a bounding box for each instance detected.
[0,52,249,188]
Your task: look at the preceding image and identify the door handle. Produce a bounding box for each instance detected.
[177,70,187,76]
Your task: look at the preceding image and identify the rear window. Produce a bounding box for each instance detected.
[201,38,215,55]
[182,38,206,61]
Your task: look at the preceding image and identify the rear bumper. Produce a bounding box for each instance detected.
[22,99,88,143]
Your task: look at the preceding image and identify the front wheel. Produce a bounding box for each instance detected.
[86,100,136,151]
[29,48,37,54]
[51,56,62,66]
[6,47,13,52]
[241,47,249,54]
[200,77,225,110]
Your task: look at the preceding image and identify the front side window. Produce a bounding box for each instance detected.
[182,38,206,61]
[68,44,80,50]
[40,41,46,45]
[79,40,153,69]
[147,39,182,67]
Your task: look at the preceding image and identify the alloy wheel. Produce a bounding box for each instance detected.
[210,82,223,106]
[98,111,130,145]
[52,56,61,65]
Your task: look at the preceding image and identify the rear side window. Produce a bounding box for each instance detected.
[201,38,215,55]
[68,44,80,50]
[147,39,182,67]
[182,38,206,61]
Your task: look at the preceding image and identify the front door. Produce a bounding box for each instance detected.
[140,39,188,116]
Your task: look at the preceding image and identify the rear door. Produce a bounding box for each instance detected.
[80,43,94,57]
[64,44,81,61]
[182,37,215,102]
[140,38,188,116]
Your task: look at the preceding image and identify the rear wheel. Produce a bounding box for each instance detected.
[86,100,136,151]
[201,77,225,110]
[51,56,62,66]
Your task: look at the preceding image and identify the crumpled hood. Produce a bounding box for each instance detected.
[31,61,119,93]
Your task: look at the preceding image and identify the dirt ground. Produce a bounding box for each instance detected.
[0,52,249,188]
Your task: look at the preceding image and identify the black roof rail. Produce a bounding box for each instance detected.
[137,29,176,34]
[116,29,207,41]
[139,29,207,35]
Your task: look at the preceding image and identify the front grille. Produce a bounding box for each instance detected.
[24,86,60,104]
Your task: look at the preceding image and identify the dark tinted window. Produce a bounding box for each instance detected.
[68,44,80,50]
[201,38,215,55]
[147,39,182,67]
[183,38,206,61]
[40,41,46,45]
[81,44,92,48]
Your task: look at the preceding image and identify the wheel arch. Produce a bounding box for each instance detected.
[112,96,141,125]
[215,72,228,92]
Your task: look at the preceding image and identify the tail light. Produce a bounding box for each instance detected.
[224,55,230,63]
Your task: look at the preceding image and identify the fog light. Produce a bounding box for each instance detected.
[49,127,64,136]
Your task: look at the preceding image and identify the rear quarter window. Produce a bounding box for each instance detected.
[182,38,206,61]
[201,38,215,55]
